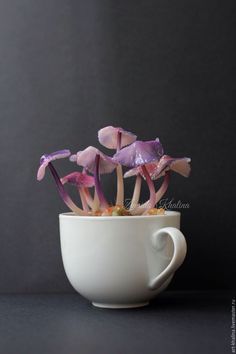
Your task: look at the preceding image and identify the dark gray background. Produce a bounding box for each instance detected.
[0,0,235,293]
[0,292,232,354]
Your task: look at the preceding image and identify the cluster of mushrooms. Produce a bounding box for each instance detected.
[37,126,191,216]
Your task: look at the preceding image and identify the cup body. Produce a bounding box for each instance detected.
[59,211,183,308]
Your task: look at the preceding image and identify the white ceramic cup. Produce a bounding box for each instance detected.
[59,211,187,309]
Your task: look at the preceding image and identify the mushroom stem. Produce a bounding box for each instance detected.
[141,165,156,210]
[117,131,122,151]
[92,189,100,212]
[83,187,94,209]
[78,188,89,212]
[115,131,124,206]
[115,164,124,206]
[130,174,142,210]
[48,162,87,215]
[139,171,170,210]
[155,171,170,205]
[94,154,109,209]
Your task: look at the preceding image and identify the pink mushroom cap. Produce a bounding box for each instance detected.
[124,155,191,180]
[61,172,95,188]
[150,155,191,179]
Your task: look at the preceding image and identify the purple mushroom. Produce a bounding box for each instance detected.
[61,172,95,212]
[72,146,117,209]
[146,155,191,179]
[37,150,87,215]
[123,163,159,210]
[113,139,164,210]
[98,126,137,206]
[37,128,191,217]
[37,150,71,181]
[136,155,191,212]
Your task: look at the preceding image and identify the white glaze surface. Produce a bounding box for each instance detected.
[59,212,187,308]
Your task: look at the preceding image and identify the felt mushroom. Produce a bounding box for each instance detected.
[37,150,87,215]
[61,172,95,212]
[72,146,117,210]
[136,155,191,212]
[113,139,164,211]
[98,126,137,206]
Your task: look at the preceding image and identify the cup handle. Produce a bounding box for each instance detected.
[148,227,187,290]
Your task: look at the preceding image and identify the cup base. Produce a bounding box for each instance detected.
[92,301,149,309]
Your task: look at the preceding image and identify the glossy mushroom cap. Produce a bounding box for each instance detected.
[37,149,71,181]
[61,172,95,188]
[98,126,137,149]
[73,146,117,174]
[113,139,164,168]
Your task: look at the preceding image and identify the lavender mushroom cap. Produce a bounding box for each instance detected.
[37,149,71,181]
[61,172,95,188]
[98,126,137,149]
[74,146,117,174]
[113,139,164,168]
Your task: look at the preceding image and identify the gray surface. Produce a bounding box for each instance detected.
[0,291,233,354]
[0,0,236,292]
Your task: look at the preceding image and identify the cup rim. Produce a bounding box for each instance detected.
[59,210,180,221]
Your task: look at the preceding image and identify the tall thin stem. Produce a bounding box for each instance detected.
[116,164,124,206]
[153,171,170,205]
[92,189,100,212]
[94,154,109,209]
[130,174,142,210]
[83,187,94,209]
[48,162,87,215]
[78,188,89,212]
[134,171,170,213]
[141,165,156,209]
[115,131,124,206]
